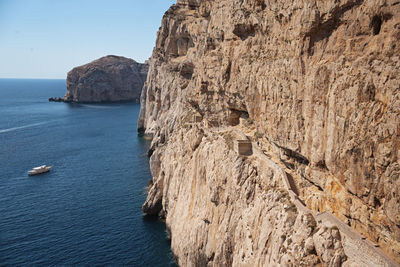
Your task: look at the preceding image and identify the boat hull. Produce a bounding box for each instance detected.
[28,167,51,176]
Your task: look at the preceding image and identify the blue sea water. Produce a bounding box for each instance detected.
[0,79,175,266]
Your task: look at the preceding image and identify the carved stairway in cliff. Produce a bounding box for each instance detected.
[251,139,399,267]
[205,125,398,267]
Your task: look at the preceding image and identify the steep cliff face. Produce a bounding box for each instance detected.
[64,55,148,103]
[139,0,400,265]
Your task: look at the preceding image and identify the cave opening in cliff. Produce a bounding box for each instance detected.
[255,0,266,10]
[228,108,249,126]
[232,24,256,41]
[370,15,382,35]
[180,62,195,79]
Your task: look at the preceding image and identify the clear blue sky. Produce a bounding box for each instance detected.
[0,0,176,79]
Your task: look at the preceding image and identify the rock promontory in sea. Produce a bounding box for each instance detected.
[63,55,148,103]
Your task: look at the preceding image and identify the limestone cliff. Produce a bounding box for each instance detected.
[139,0,400,265]
[64,55,148,103]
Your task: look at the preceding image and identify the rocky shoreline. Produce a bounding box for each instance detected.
[48,96,140,104]
[48,97,66,103]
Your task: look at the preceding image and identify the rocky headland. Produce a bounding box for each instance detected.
[139,0,400,266]
[51,55,148,103]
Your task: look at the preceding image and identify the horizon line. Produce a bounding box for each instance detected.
[0,77,66,80]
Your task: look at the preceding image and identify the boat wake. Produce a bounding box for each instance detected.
[0,122,48,134]
[80,104,118,109]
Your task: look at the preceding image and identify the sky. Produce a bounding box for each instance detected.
[0,0,176,79]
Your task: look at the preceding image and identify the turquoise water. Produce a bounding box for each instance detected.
[0,79,175,266]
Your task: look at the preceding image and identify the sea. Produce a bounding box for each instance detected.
[0,79,175,266]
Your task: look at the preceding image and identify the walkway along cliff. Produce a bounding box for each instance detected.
[138,0,400,266]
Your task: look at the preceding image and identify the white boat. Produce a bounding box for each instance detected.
[28,165,52,176]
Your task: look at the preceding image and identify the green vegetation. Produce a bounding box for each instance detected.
[254,131,263,139]
[245,117,253,126]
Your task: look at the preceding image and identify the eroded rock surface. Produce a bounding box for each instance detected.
[139,0,400,265]
[64,55,148,103]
